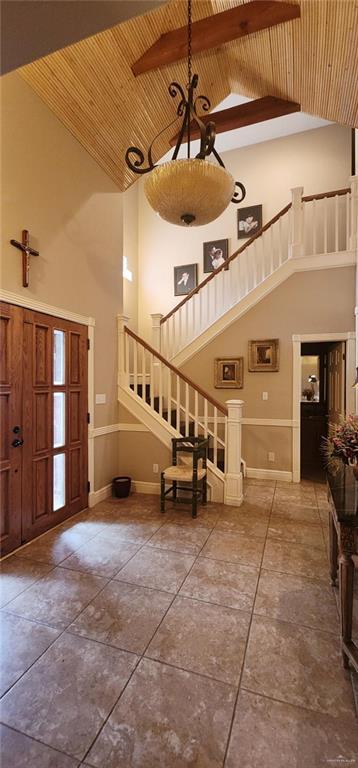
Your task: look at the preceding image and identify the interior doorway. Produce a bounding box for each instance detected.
[0,301,89,556]
[300,341,346,482]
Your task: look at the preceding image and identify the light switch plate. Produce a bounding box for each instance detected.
[95,394,106,404]
[262,392,268,400]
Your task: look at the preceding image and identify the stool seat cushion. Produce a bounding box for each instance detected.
[163,465,207,482]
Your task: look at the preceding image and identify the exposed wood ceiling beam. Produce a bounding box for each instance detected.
[132,0,300,76]
[169,96,301,146]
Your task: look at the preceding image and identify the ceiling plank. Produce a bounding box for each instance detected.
[169,96,301,146]
[132,1,300,76]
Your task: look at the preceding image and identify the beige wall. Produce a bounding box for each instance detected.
[118,432,171,483]
[137,124,351,340]
[182,267,355,471]
[1,73,123,490]
[123,183,139,330]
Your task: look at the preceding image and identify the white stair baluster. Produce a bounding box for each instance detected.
[213,407,218,468]
[204,398,208,438]
[313,199,317,254]
[176,375,180,431]
[167,367,171,425]
[159,361,163,418]
[133,339,138,395]
[194,391,198,437]
[125,332,130,387]
[150,354,154,409]
[335,195,339,252]
[185,383,189,435]
[323,196,328,253]
[141,346,146,402]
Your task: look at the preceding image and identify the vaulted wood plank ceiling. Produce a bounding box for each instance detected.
[19,0,358,191]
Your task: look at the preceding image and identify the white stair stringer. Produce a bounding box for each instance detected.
[118,383,225,502]
[170,250,355,368]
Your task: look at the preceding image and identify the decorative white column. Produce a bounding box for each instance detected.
[150,313,163,353]
[224,399,244,507]
[117,314,130,388]
[289,186,304,259]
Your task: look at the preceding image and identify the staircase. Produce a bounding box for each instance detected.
[118,179,357,502]
[156,184,356,366]
[118,323,244,504]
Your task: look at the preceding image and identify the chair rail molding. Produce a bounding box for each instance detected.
[291,331,356,483]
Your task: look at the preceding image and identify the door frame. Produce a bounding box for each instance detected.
[292,331,356,482]
[0,289,95,503]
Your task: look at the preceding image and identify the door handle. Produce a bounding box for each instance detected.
[12,438,24,448]
[13,425,21,434]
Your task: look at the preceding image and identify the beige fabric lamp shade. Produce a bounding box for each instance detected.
[144,158,235,226]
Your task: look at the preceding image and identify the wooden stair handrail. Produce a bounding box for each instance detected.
[160,202,292,324]
[302,187,350,203]
[125,326,228,416]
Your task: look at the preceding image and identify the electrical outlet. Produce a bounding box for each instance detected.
[262,392,268,401]
[153,463,159,474]
[268,452,275,463]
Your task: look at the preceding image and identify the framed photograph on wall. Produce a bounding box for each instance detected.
[248,339,279,372]
[174,263,198,296]
[214,357,244,388]
[203,239,229,273]
[237,204,262,239]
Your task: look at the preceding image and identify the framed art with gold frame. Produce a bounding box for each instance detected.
[248,339,279,372]
[214,357,244,388]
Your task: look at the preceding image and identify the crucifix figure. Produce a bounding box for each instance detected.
[10,229,39,287]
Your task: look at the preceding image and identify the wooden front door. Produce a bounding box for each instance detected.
[0,303,88,556]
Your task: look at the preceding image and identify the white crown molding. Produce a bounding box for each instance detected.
[0,289,95,327]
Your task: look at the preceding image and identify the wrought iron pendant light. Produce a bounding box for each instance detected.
[125,0,246,226]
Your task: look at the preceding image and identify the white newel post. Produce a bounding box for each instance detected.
[289,186,304,259]
[117,314,130,388]
[224,399,244,506]
[150,313,163,352]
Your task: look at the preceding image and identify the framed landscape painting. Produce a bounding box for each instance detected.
[214,357,244,388]
[174,263,198,296]
[248,339,279,372]
[203,239,229,273]
[237,204,262,239]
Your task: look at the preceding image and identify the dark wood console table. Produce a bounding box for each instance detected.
[327,464,358,672]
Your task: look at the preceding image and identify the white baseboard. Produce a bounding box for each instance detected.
[246,467,293,482]
[88,483,112,507]
[132,480,160,495]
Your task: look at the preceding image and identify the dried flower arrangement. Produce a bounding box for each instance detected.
[322,414,358,476]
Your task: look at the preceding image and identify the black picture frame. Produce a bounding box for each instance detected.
[237,205,262,239]
[174,263,198,296]
[203,239,229,273]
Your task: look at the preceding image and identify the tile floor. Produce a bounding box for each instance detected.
[0,481,357,767]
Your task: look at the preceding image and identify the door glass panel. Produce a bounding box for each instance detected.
[53,392,65,448]
[53,330,65,385]
[301,355,320,402]
[53,453,65,511]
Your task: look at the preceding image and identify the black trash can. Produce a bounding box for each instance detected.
[112,476,131,498]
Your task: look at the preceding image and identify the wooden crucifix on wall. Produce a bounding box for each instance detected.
[10,229,39,287]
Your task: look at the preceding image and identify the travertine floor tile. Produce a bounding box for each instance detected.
[0,556,53,608]
[267,518,325,549]
[16,526,97,566]
[225,690,358,768]
[147,522,210,555]
[115,547,195,593]
[180,557,259,612]
[201,530,264,567]
[0,612,60,696]
[96,519,163,544]
[215,509,268,538]
[262,539,328,581]
[271,501,322,524]
[163,505,220,527]
[0,724,79,768]
[5,567,107,629]
[242,616,356,719]
[254,569,339,633]
[146,595,250,684]
[69,581,172,653]
[0,633,137,760]
[59,536,141,578]
[86,657,235,768]
[274,488,317,508]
